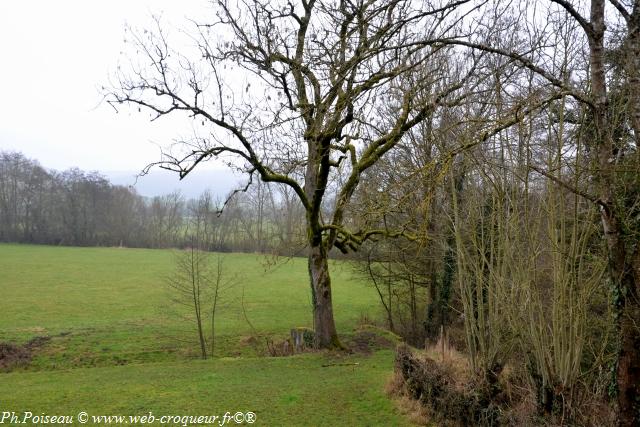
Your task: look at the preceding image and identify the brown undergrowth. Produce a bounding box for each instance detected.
[389,341,616,426]
[392,343,504,426]
[0,336,51,372]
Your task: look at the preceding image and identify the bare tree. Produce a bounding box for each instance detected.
[168,242,210,359]
[108,0,492,347]
[167,239,233,359]
[147,191,185,248]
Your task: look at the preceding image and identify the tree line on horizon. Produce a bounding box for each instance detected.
[0,150,305,253]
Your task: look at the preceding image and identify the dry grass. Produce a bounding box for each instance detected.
[385,371,433,426]
[391,336,617,426]
[423,334,470,384]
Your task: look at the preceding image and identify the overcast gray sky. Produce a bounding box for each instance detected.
[0,0,218,173]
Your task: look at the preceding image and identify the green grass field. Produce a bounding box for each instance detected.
[0,244,411,426]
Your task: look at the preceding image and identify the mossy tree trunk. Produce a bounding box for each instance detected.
[586,2,640,423]
[308,242,339,348]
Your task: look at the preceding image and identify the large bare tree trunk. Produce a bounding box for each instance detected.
[308,242,339,348]
[616,267,640,426]
[588,1,640,423]
[601,205,640,426]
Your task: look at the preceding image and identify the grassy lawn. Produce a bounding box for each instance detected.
[0,244,409,425]
[0,244,381,367]
[0,351,409,426]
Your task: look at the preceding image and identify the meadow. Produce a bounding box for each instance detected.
[0,244,411,426]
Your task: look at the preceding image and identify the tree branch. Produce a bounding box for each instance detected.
[528,164,605,208]
[607,0,631,22]
[549,0,594,36]
[430,38,594,108]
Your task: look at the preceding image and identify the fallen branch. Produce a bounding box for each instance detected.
[321,362,360,367]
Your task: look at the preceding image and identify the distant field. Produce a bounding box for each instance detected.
[0,244,409,425]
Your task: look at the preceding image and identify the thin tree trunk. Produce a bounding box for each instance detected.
[190,245,207,360]
[211,286,218,357]
[366,251,394,332]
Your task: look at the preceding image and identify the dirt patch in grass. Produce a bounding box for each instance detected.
[0,336,51,372]
[0,342,30,371]
[348,330,395,354]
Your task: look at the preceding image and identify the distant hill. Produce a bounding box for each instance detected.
[105,168,242,199]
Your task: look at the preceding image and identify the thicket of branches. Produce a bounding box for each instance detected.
[349,0,639,424]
